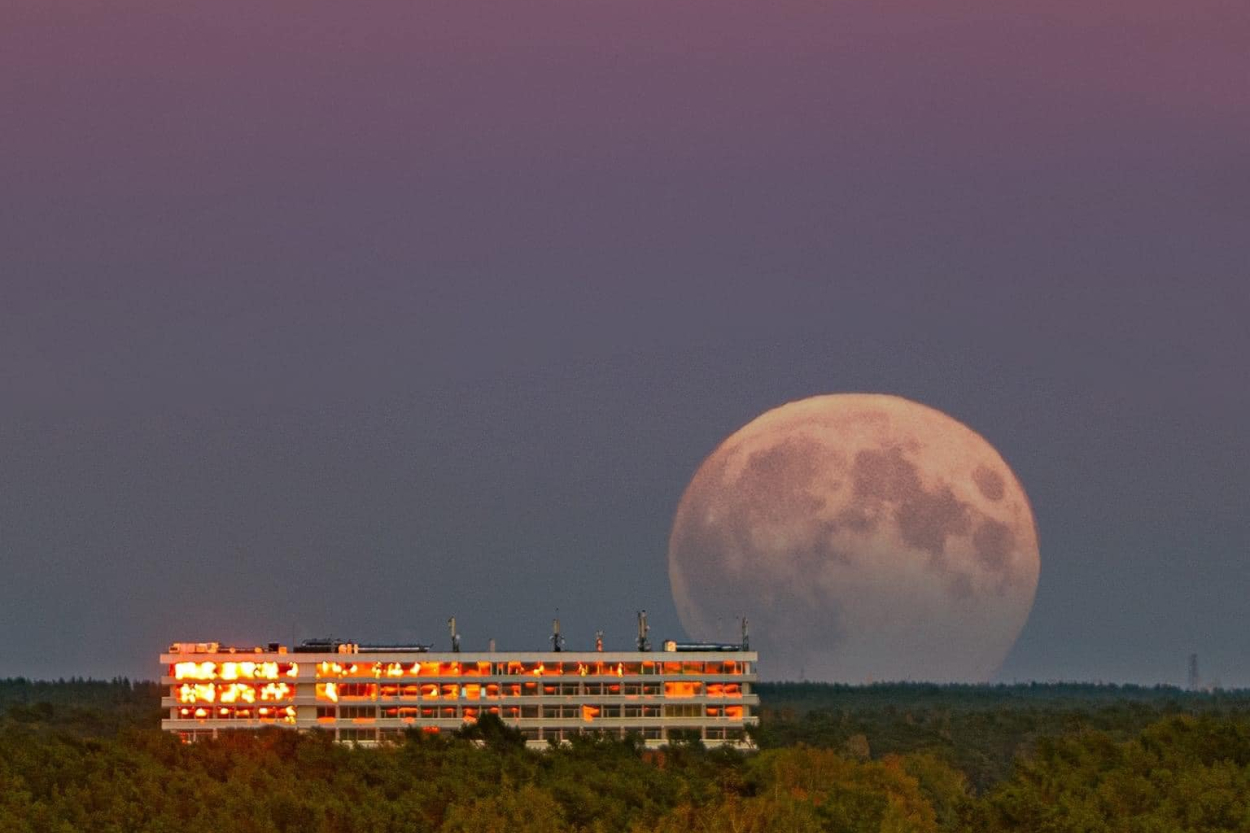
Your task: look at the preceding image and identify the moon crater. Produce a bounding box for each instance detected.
[668,394,1039,682]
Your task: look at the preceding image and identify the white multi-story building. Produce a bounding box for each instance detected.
[161,639,759,748]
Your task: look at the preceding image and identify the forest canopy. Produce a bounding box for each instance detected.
[3,678,1250,832]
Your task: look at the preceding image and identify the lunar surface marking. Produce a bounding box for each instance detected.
[668,394,1039,682]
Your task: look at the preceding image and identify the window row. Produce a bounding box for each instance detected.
[313,660,749,679]
[176,725,747,744]
[314,681,743,702]
[172,661,299,681]
[173,682,295,704]
[314,725,748,744]
[312,703,748,721]
[174,705,296,722]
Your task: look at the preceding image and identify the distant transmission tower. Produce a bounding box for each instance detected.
[1187,653,1201,691]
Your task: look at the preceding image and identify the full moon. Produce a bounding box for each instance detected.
[668,394,1039,682]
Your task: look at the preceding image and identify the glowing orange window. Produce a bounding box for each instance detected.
[664,681,702,698]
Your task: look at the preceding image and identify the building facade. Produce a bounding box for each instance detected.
[161,641,759,748]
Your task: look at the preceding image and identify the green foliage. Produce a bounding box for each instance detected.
[753,681,1250,792]
[965,715,1250,832]
[3,679,1250,832]
[454,711,527,751]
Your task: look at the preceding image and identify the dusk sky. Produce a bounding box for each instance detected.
[2,0,1247,684]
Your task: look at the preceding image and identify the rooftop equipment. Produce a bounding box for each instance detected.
[662,641,746,652]
[551,617,564,652]
[448,617,461,653]
[637,610,651,652]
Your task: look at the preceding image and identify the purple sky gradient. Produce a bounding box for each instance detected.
[1,0,1247,682]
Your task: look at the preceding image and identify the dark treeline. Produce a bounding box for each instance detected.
[3,679,1250,832]
[0,678,162,738]
[754,681,1250,791]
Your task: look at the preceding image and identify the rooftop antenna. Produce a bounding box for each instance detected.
[448,616,460,653]
[595,630,604,652]
[551,615,564,653]
[741,616,750,651]
[1188,653,1201,691]
[636,610,651,652]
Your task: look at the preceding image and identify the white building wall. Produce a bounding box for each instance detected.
[160,648,759,749]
